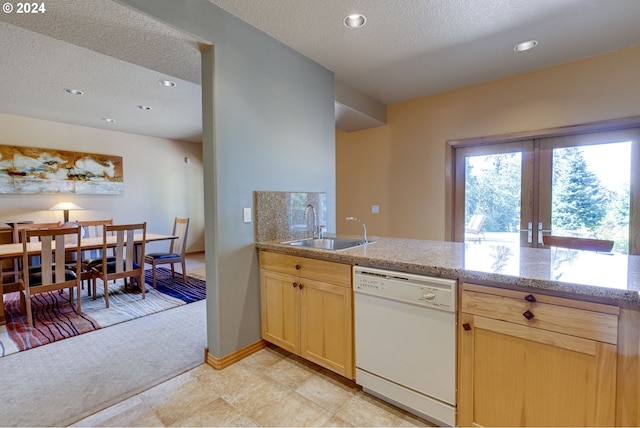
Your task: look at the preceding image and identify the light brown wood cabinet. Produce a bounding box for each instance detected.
[259,250,354,379]
[458,283,619,427]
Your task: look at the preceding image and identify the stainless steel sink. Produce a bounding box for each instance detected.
[282,237,373,251]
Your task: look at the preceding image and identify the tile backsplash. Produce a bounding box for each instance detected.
[255,191,327,242]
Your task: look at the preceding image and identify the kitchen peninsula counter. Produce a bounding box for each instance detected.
[258,237,640,425]
[256,237,640,303]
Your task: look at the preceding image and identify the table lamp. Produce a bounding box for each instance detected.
[49,201,84,223]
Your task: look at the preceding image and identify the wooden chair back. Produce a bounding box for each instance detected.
[91,223,146,308]
[144,218,189,289]
[76,219,114,260]
[76,219,114,239]
[13,222,61,243]
[100,223,146,278]
[95,223,147,306]
[21,226,82,326]
[12,222,62,272]
[542,235,614,252]
[169,217,190,256]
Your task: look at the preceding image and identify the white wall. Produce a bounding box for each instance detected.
[0,112,205,253]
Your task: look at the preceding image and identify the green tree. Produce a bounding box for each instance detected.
[552,147,608,232]
[466,153,521,232]
[598,184,630,253]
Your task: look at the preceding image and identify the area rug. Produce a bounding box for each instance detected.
[0,267,206,357]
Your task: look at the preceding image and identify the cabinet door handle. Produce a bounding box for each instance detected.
[292,282,298,288]
[298,283,304,289]
[523,310,535,320]
[524,294,537,303]
[462,323,472,331]
[295,264,301,270]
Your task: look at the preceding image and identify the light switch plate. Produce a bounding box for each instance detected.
[372,205,380,214]
[243,207,252,223]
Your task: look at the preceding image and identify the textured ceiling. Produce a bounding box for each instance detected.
[1,0,640,142]
[0,0,203,142]
[208,0,640,104]
[1,0,203,84]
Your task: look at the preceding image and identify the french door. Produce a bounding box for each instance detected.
[453,128,640,255]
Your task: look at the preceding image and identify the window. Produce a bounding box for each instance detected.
[450,124,640,255]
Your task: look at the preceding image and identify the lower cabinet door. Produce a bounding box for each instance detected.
[458,313,617,427]
[300,278,354,379]
[260,270,300,354]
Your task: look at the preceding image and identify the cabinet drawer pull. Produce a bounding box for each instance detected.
[292,282,298,288]
[298,283,304,289]
[295,264,301,270]
[523,310,535,320]
[462,323,472,331]
[524,294,537,303]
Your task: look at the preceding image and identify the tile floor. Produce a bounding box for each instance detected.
[75,345,434,427]
[74,253,434,427]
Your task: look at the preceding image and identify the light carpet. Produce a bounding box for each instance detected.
[0,299,207,427]
[0,268,205,357]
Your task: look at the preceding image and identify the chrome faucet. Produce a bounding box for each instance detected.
[346,216,368,243]
[304,204,323,238]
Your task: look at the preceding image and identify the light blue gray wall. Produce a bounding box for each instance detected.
[117,0,336,357]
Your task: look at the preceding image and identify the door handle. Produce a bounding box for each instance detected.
[538,222,552,244]
[519,222,533,243]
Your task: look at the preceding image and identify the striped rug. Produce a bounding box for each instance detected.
[0,268,205,357]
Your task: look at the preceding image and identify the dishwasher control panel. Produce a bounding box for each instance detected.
[353,266,457,312]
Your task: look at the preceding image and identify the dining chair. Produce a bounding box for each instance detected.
[3,222,31,299]
[75,219,114,292]
[144,217,189,289]
[465,214,486,243]
[19,225,82,327]
[542,235,614,252]
[6,222,62,285]
[13,222,62,243]
[91,222,146,308]
[76,219,114,264]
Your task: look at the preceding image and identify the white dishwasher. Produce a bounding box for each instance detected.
[353,266,457,426]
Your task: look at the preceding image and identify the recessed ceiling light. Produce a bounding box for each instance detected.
[514,40,538,52]
[344,14,366,29]
[102,118,116,123]
[137,105,152,111]
[64,88,83,95]
[159,79,176,87]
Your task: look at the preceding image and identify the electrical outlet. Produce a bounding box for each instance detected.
[243,207,252,223]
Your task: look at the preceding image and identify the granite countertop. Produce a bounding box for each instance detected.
[256,237,640,303]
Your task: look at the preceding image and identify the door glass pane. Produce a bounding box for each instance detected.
[551,142,631,254]
[465,152,522,246]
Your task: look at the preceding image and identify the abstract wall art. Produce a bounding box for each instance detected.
[0,145,124,195]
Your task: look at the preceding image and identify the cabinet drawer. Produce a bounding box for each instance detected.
[461,285,618,345]
[259,251,351,288]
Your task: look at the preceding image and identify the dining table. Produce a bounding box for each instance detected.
[0,232,177,325]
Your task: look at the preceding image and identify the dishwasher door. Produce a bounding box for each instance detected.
[354,267,457,425]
